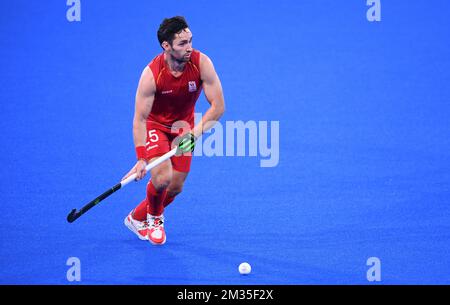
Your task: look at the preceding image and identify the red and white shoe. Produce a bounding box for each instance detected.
[124,210,149,241]
[147,214,166,245]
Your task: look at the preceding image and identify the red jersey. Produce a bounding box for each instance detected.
[147,50,202,131]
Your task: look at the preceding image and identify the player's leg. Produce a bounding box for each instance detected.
[146,159,172,216]
[125,157,172,242]
[163,169,189,208]
[143,141,194,244]
[125,127,172,242]
[129,158,171,220]
[143,158,172,245]
[163,153,192,208]
[144,152,191,244]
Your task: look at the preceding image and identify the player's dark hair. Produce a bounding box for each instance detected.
[157,16,189,47]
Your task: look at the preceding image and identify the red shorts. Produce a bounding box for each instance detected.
[145,122,192,173]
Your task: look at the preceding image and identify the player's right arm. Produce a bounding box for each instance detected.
[122,66,156,181]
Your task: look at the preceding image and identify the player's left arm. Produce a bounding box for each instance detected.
[191,53,225,138]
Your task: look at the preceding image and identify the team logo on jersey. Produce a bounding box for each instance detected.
[188,81,197,92]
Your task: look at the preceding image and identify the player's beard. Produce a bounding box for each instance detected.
[172,51,191,64]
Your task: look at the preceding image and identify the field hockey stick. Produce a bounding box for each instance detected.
[67,147,178,223]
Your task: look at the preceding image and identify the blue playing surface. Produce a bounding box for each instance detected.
[1,0,450,284]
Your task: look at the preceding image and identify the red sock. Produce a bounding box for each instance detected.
[133,199,148,221]
[163,193,176,208]
[134,185,177,219]
[146,180,167,216]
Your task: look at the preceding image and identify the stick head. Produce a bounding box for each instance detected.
[67,209,78,223]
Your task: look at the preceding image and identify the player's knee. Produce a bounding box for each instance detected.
[167,184,183,197]
[154,175,172,190]
[151,161,173,190]
[152,170,172,191]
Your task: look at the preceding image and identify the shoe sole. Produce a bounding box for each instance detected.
[124,216,148,241]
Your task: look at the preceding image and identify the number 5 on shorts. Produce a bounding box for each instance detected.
[148,129,159,143]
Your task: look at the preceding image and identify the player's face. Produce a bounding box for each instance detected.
[169,28,193,62]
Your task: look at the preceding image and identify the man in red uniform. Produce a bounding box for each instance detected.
[122,16,225,245]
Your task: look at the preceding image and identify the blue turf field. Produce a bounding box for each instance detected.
[1,0,450,284]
